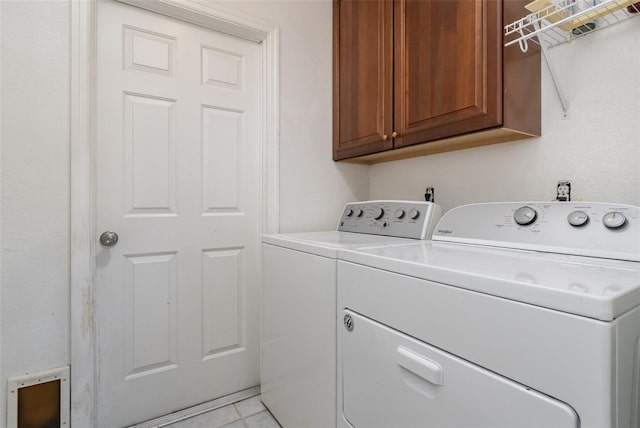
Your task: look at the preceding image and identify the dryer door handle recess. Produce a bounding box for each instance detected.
[397,346,443,386]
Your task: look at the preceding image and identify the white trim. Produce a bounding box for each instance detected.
[70,0,97,426]
[70,1,280,426]
[117,0,274,42]
[0,2,3,423]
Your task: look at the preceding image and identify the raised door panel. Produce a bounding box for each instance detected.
[394,0,502,148]
[333,0,393,160]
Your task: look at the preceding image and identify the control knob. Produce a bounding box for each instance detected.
[514,206,537,226]
[355,208,363,217]
[567,210,589,227]
[346,208,354,217]
[409,209,420,220]
[373,208,385,220]
[602,211,627,229]
[395,209,405,219]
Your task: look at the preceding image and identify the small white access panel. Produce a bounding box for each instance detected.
[341,310,579,427]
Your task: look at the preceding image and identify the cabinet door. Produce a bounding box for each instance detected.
[394,0,502,148]
[333,0,393,160]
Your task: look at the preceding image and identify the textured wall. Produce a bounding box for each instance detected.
[0,0,71,423]
[0,0,368,423]
[369,23,640,213]
[219,0,369,232]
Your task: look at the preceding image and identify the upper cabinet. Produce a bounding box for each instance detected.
[333,0,541,163]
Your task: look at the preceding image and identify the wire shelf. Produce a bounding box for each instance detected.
[505,0,640,50]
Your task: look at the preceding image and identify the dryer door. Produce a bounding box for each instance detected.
[341,310,579,428]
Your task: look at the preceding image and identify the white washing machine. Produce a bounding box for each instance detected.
[261,200,441,427]
[337,202,640,428]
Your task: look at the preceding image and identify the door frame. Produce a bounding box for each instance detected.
[70,1,280,425]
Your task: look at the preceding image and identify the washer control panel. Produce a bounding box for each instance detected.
[338,200,442,239]
[433,202,640,261]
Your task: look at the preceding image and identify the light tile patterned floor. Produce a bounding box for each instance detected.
[166,395,281,428]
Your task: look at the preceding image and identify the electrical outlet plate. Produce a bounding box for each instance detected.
[425,187,435,203]
[556,180,571,201]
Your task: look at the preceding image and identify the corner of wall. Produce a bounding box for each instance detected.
[0,0,4,423]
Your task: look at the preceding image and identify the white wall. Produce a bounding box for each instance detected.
[2,0,638,424]
[0,1,3,422]
[369,23,640,213]
[0,0,367,423]
[0,1,71,424]
[219,0,369,232]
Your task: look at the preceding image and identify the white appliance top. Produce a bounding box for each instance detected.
[262,231,415,259]
[262,200,442,258]
[339,202,640,321]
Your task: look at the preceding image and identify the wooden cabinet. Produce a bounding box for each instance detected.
[333,0,541,163]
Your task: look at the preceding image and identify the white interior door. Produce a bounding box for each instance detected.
[95,1,261,425]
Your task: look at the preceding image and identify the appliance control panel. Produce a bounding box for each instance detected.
[433,202,640,261]
[338,200,442,239]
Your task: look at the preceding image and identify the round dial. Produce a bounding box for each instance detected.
[346,208,354,217]
[395,209,405,219]
[513,206,538,226]
[355,209,364,217]
[409,209,420,220]
[567,210,589,227]
[373,208,385,220]
[602,211,627,229]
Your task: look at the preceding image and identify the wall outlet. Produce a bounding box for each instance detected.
[424,187,435,203]
[556,180,571,201]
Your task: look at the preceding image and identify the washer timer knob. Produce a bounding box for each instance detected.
[602,211,627,229]
[567,210,589,227]
[514,206,538,226]
[373,208,385,220]
[409,209,420,220]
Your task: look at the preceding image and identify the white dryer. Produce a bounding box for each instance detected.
[261,200,441,427]
[337,202,640,428]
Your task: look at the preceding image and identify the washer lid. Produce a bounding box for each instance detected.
[262,231,414,258]
[339,241,640,321]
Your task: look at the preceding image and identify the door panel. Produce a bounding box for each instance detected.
[333,0,393,160]
[123,93,176,215]
[394,0,502,148]
[96,1,261,426]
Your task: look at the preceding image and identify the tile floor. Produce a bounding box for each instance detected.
[166,395,281,428]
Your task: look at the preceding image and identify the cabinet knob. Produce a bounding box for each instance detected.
[392,131,398,138]
[382,134,388,140]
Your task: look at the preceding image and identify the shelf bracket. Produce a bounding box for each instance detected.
[533,21,569,116]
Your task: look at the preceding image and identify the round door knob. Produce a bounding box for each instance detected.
[602,211,627,229]
[100,231,119,247]
[409,209,420,220]
[382,134,388,140]
[395,209,405,219]
[391,131,398,138]
[373,208,385,220]
[514,206,537,226]
[567,210,589,227]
